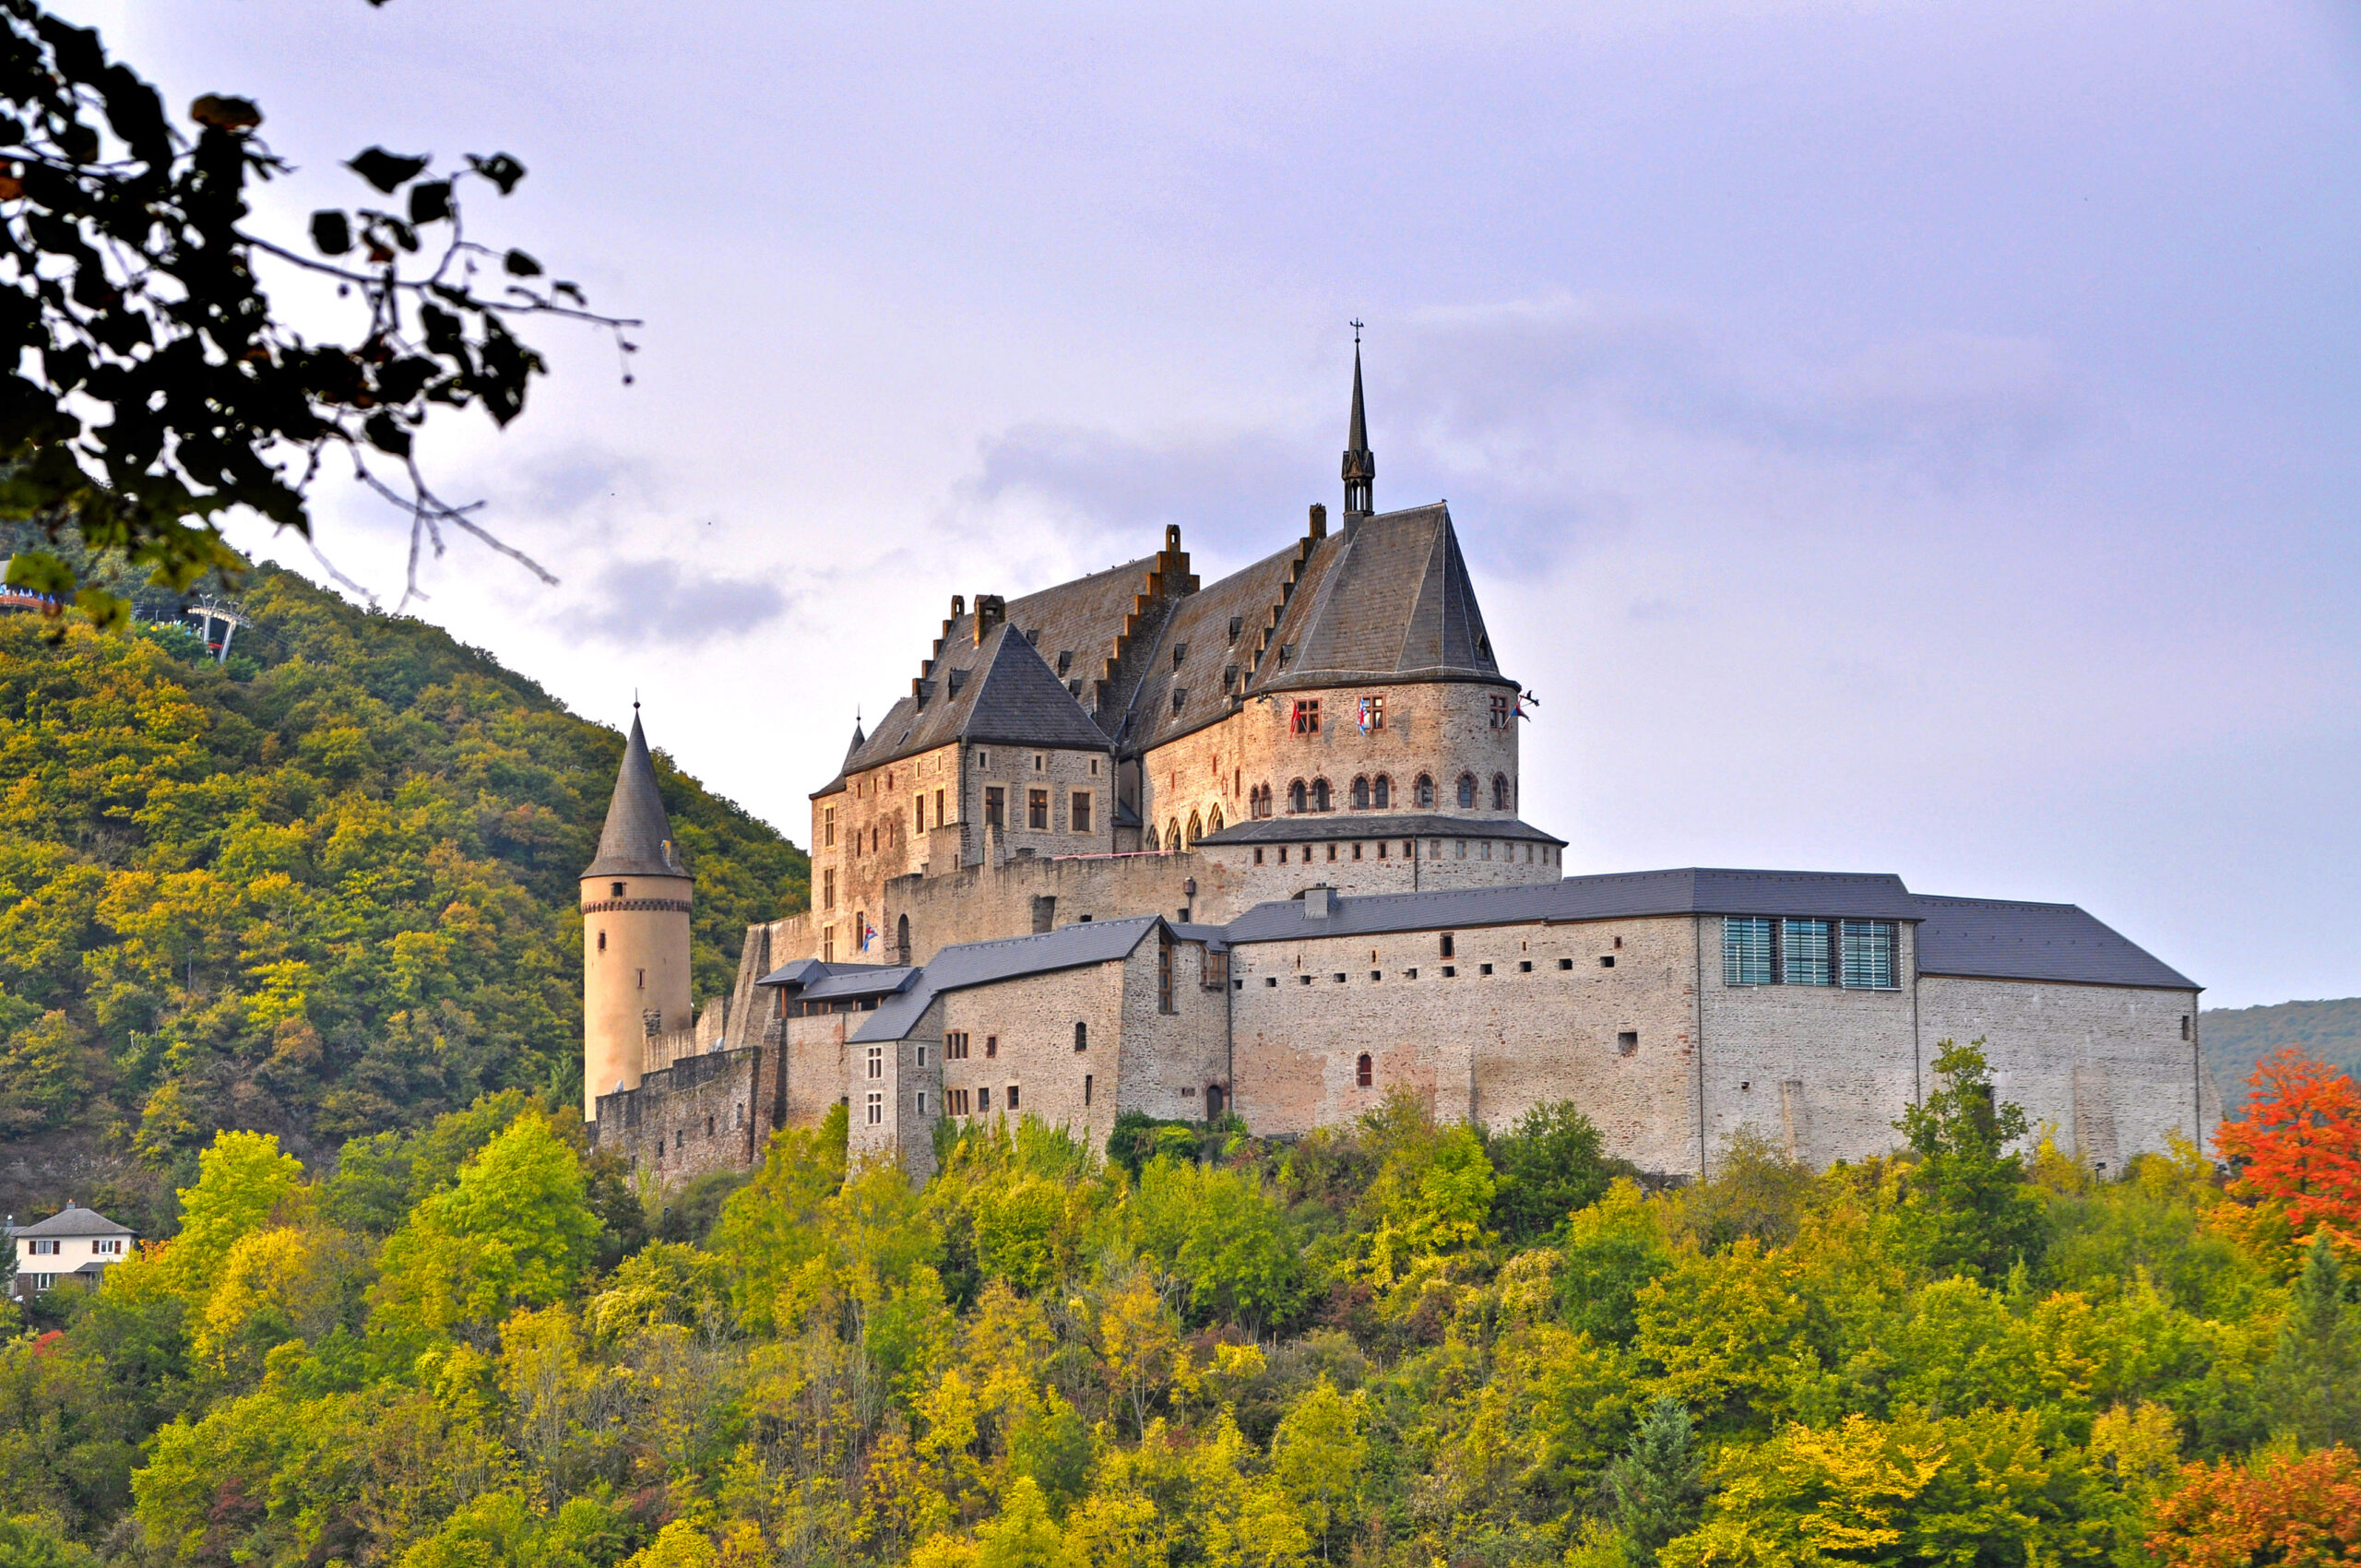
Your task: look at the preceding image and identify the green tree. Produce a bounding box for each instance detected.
[162,1129,306,1289]
[2257,1232,2361,1447]
[1893,1039,2049,1281]
[1559,1178,1677,1345]
[1488,1100,1621,1245]
[1599,1398,1704,1563]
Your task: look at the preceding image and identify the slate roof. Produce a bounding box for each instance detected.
[753,959,919,1001]
[1118,537,1307,751]
[583,715,685,879]
[1247,505,1510,699]
[13,1204,133,1239]
[822,621,1114,790]
[1220,868,1922,944]
[1198,814,1565,847]
[1913,896,2199,991]
[851,914,1163,1041]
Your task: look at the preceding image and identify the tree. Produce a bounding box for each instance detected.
[1488,1100,1620,1245]
[2149,1444,2361,1567]
[0,1,633,621]
[1601,1399,1705,1563]
[161,1129,306,1290]
[1892,1039,2048,1281]
[2257,1234,2361,1449]
[2214,1048,2361,1255]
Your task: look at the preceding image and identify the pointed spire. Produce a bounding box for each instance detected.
[843,714,867,767]
[1342,322,1374,516]
[584,710,684,879]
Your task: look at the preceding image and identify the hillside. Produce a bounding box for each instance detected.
[0,540,808,1227]
[2202,995,2361,1099]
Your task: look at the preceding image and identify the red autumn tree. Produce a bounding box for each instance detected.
[2149,1445,2361,1566]
[2213,1048,2361,1253]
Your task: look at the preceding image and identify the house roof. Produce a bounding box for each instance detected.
[1221,868,1924,945]
[851,914,1164,1041]
[583,714,686,880]
[753,959,920,1001]
[1197,814,1565,848]
[820,620,1113,791]
[1245,504,1511,699]
[13,1204,134,1239]
[1115,536,1308,751]
[1912,895,2199,991]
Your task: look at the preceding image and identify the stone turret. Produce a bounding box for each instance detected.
[581,708,694,1121]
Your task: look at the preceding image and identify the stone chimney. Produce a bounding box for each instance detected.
[974,594,1007,645]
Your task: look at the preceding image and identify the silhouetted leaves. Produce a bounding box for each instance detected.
[345,145,428,193]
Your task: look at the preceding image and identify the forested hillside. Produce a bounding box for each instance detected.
[0,545,808,1227]
[1,1043,2356,1567]
[2203,996,2361,1092]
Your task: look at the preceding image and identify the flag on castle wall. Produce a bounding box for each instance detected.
[858,917,876,953]
[1358,696,1374,734]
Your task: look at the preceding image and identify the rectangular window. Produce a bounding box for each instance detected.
[866,1046,884,1080]
[824,806,836,847]
[935,788,947,826]
[1007,1085,1021,1111]
[985,786,1004,828]
[1782,919,1833,986]
[865,1090,883,1125]
[1028,789,1050,829]
[916,1044,931,1068]
[1840,921,1898,989]
[978,1086,991,1111]
[1158,936,1175,1013]
[915,795,926,832]
[1085,1073,1093,1106]
[1489,694,1512,729]
[29,1240,59,1256]
[1724,917,1774,986]
[947,1031,968,1060]
[1075,1020,1090,1051]
[1617,1031,1639,1056]
[1293,698,1321,735]
[985,1034,999,1059]
[823,925,836,962]
[916,1090,929,1116]
[823,868,836,910]
[1071,790,1093,834]
[977,749,991,770]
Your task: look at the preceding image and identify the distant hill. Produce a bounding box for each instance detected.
[2201,996,2361,1101]
[0,530,807,1224]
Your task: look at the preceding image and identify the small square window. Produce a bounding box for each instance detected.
[1600,955,1615,968]
[1299,975,1313,985]
[1479,963,1493,976]
[1253,847,1264,864]
[1617,1031,1639,1056]
[1265,977,1278,987]
[1370,969,1382,981]
[1559,957,1573,970]
[1333,972,1347,983]
[1442,965,1456,978]
[1406,967,1418,980]
[611,882,625,898]
[1519,960,1533,972]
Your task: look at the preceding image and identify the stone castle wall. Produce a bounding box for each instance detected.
[590,1042,785,1184]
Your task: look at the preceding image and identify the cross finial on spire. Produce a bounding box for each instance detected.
[1350,317,1363,346]
[1342,325,1374,516]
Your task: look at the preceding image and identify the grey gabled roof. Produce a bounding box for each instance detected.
[1913,896,2199,991]
[852,914,1163,1042]
[13,1204,133,1239]
[1220,868,1922,945]
[754,959,920,1002]
[1198,814,1565,848]
[824,621,1112,790]
[584,714,686,879]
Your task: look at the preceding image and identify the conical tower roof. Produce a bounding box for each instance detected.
[1341,338,1375,513]
[583,712,686,879]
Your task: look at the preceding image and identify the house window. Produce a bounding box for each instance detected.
[867,1046,884,1080]
[28,1239,59,1256]
[1006,1085,1021,1111]
[1228,614,1243,644]
[824,869,836,909]
[1034,754,1046,772]
[823,926,836,962]
[914,795,926,832]
[1372,774,1391,808]
[1492,774,1511,811]
[2181,1015,2191,1041]
[1085,1073,1093,1106]
[1783,919,1833,986]
[1072,791,1093,834]
[825,807,836,848]
[1489,694,1512,729]
[1075,1019,1090,1052]
[1293,699,1321,735]
[985,1034,999,1059]
[1351,776,1370,810]
[1363,693,1385,731]
[1440,933,1455,958]
[947,1031,967,1060]
[949,1088,970,1116]
[1357,1052,1372,1087]
[1416,774,1436,808]
[917,1044,931,1068]
[1159,934,1176,1012]
[1311,778,1332,812]
[1725,918,1774,985]
[1840,921,1898,989]
[611,882,625,898]
[978,1086,991,1111]
[915,1091,929,1116]
[1028,789,1050,829]
[866,1091,883,1125]
[977,749,991,769]
[1456,773,1477,809]
[936,788,947,825]
[985,786,1004,828]
[1618,1031,1639,1056]
[1253,847,1264,864]
[1289,779,1308,814]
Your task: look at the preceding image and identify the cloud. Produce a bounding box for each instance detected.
[554,557,792,648]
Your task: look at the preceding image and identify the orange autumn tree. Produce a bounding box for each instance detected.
[2149,1445,2361,1567]
[2213,1049,2361,1263]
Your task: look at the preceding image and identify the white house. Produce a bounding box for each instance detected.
[6,1204,136,1297]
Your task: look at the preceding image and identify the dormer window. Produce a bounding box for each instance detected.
[1172,642,1187,668]
[1228,615,1243,644]
[1057,650,1073,675]
[1171,689,1186,714]
[1026,628,1040,645]
[947,668,967,695]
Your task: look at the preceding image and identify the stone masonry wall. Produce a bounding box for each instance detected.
[1228,912,1705,1176]
[1137,680,1525,860]
[590,1043,784,1187]
[1196,834,1560,908]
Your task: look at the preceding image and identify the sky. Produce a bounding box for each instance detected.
[65,0,2361,1010]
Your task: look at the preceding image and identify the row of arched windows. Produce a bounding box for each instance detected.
[1146,804,1227,853]
[1265,770,1511,815]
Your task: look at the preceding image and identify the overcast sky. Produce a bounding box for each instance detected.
[74,1,2361,1009]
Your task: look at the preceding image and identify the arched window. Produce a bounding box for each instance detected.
[1372,774,1391,809]
[1166,818,1181,853]
[1311,778,1332,812]
[1289,779,1308,814]
[1416,773,1436,808]
[1356,1052,1373,1088]
[895,914,911,965]
[1208,804,1224,834]
[1493,773,1511,811]
[1145,825,1160,850]
[1204,1084,1225,1118]
[1185,811,1202,849]
[1351,775,1370,810]
[1456,772,1477,809]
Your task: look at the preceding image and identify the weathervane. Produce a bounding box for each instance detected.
[1349,317,1363,345]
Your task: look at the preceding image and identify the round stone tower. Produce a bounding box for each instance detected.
[581,708,693,1122]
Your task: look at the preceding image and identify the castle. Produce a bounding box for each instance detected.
[583,350,2215,1183]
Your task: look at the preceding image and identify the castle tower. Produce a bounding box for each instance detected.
[1342,328,1375,517]
[581,708,693,1121]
